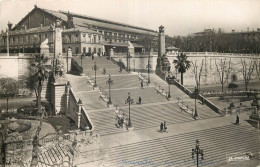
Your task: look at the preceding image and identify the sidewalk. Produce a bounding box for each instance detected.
[100,114,251,149]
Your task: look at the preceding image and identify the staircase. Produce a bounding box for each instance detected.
[106,124,260,167]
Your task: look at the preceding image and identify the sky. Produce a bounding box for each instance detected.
[0,0,259,36]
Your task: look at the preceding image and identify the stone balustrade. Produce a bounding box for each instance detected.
[154,83,170,100]
[176,97,196,119]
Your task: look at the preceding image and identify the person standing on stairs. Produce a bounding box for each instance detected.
[160,122,164,132]
[141,81,143,89]
[138,96,142,105]
[235,115,239,125]
[164,122,168,132]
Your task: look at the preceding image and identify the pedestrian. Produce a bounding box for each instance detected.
[119,66,122,73]
[235,115,239,125]
[141,81,143,89]
[164,122,167,132]
[160,122,164,132]
[138,96,142,105]
[92,52,94,60]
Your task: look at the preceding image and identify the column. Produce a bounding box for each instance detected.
[77,99,83,129]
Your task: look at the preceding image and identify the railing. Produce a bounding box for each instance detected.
[138,73,149,85]
[196,93,222,115]
[166,52,260,57]
[98,87,110,107]
[154,83,170,100]
[70,58,83,75]
[174,80,193,96]
[176,97,196,119]
[38,133,58,145]
[69,88,94,130]
[173,79,222,115]
[81,107,93,130]
[114,105,128,128]
[200,89,260,97]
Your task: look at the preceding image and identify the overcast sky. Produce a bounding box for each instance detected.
[0,0,259,36]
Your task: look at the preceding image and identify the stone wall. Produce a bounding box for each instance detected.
[0,54,32,79]
[113,52,260,86]
[112,53,158,72]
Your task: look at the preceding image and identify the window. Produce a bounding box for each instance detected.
[75,34,78,42]
[94,47,96,53]
[88,35,91,42]
[83,47,86,53]
[98,36,101,43]
[98,48,101,53]
[76,47,79,54]
[88,47,91,53]
[63,47,65,53]
[94,36,96,43]
[69,35,72,42]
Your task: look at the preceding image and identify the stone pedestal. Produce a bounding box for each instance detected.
[40,39,50,57]
[109,48,114,60]
[65,47,72,73]
[127,126,134,131]
[51,76,67,114]
[128,41,135,56]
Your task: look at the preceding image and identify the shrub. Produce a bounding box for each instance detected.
[0,78,19,97]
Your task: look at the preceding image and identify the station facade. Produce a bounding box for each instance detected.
[0,5,158,56]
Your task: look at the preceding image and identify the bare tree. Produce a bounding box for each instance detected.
[241,58,255,91]
[215,58,231,92]
[191,59,204,91]
[254,59,260,79]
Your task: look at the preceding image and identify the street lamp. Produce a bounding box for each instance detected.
[92,62,99,87]
[106,75,114,104]
[194,87,198,118]
[80,53,83,68]
[168,84,171,98]
[146,55,151,84]
[192,139,204,167]
[125,92,134,127]
[33,34,38,53]
[6,98,9,112]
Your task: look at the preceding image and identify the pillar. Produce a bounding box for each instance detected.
[77,98,83,129]
[128,41,135,71]
[54,20,63,58]
[109,48,114,60]
[66,47,72,73]
[40,39,50,57]
[158,25,165,58]
[65,81,71,117]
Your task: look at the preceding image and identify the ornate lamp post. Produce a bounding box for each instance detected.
[92,62,99,87]
[168,84,171,98]
[7,21,12,56]
[6,98,9,112]
[80,52,83,68]
[194,87,198,118]
[106,75,114,104]
[192,139,204,167]
[146,55,151,84]
[125,92,134,127]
